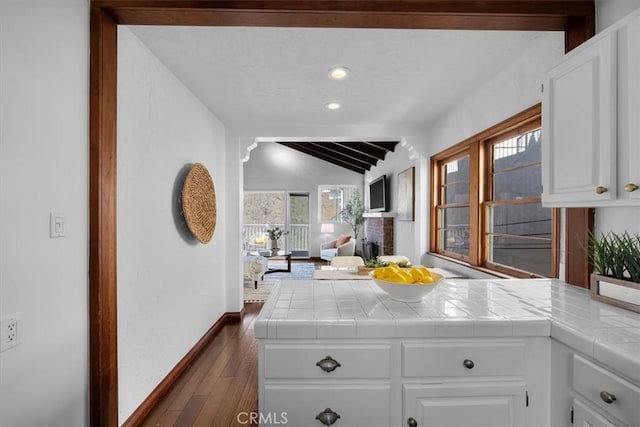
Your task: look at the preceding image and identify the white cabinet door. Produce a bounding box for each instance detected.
[542,32,617,206]
[618,13,640,202]
[573,399,617,427]
[403,382,526,427]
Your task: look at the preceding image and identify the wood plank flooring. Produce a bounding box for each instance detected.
[141,303,264,427]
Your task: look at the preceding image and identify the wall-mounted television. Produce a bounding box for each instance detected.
[369,174,387,212]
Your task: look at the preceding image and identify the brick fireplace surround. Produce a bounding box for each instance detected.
[364,217,394,256]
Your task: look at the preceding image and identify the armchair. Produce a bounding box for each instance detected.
[320,235,356,262]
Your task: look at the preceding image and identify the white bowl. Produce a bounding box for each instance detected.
[369,271,440,302]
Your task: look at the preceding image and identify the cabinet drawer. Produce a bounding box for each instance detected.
[264,344,391,379]
[573,355,640,426]
[402,340,525,377]
[263,384,390,427]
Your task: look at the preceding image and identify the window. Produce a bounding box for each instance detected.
[318,185,358,223]
[431,105,559,278]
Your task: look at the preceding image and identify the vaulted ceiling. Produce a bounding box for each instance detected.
[276,140,399,174]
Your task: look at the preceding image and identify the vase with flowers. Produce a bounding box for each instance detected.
[266,226,288,254]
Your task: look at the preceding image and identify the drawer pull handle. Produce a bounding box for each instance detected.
[600,391,616,404]
[625,183,639,192]
[407,417,418,427]
[316,408,340,425]
[463,359,475,369]
[316,355,341,372]
[595,186,608,194]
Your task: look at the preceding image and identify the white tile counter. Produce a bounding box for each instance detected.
[254,279,640,383]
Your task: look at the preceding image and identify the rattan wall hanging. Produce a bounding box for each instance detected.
[181,163,216,244]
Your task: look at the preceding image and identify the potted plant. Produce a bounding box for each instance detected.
[588,231,640,313]
[266,226,288,253]
[340,189,364,240]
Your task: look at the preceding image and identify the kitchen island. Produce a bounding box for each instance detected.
[254,279,640,426]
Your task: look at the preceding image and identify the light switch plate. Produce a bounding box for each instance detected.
[50,212,65,238]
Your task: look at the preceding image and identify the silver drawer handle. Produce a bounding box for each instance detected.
[407,417,418,427]
[316,355,341,372]
[316,408,340,425]
[600,391,616,404]
[463,359,475,369]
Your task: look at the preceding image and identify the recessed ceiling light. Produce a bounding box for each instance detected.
[328,67,349,80]
[325,102,341,110]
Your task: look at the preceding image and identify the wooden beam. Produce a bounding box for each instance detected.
[278,142,367,174]
[306,142,377,169]
[332,141,389,160]
[89,6,119,427]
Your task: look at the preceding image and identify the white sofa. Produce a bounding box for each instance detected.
[320,237,356,262]
[243,255,268,289]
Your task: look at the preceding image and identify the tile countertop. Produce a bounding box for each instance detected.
[254,279,640,383]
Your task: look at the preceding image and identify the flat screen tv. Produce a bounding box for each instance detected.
[369,175,387,212]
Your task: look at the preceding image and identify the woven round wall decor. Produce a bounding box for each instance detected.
[181,163,216,244]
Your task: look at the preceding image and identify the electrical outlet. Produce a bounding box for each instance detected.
[0,314,21,352]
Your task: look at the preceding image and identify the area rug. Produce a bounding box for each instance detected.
[243,263,315,302]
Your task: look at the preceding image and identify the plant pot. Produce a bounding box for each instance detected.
[590,273,640,313]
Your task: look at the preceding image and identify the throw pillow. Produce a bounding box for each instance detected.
[335,234,351,247]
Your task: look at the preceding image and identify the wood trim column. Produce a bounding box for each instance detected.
[563,8,596,288]
[89,6,118,426]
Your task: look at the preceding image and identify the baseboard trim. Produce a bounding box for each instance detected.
[122,311,240,427]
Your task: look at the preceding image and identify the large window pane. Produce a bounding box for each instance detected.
[490,203,552,237]
[438,207,470,256]
[442,155,470,204]
[492,128,542,200]
[487,235,552,277]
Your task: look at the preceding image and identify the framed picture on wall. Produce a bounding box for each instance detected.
[397,167,415,221]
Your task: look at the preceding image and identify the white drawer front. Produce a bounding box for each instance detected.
[573,355,640,426]
[264,344,390,379]
[402,340,525,377]
[263,384,390,427]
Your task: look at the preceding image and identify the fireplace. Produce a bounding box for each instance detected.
[364,216,394,257]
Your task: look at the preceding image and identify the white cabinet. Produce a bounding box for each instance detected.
[400,339,545,427]
[259,338,545,426]
[573,398,617,427]
[542,10,640,207]
[404,382,527,427]
[550,340,640,427]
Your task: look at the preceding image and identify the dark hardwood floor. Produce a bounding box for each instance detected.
[141,303,264,427]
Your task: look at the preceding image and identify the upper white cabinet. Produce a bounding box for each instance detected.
[542,10,640,207]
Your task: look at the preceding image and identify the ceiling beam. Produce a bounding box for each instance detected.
[278,142,367,174]
[96,1,594,32]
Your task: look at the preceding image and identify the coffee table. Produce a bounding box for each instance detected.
[251,251,292,275]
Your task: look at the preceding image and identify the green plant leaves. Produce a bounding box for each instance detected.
[587,231,640,282]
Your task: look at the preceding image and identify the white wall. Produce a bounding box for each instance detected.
[596,0,640,32]
[365,144,422,263]
[0,1,89,425]
[243,142,363,256]
[117,27,227,424]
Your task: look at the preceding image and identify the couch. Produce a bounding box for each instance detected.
[243,254,268,289]
[320,235,356,262]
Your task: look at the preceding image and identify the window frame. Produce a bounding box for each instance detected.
[430,104,560,278]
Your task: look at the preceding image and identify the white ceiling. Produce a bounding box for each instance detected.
[129,26,563,133]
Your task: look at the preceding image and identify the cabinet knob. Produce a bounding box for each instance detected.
[624,183,639,192]
[316,408,340,425]
[600,391,616,404]
[463,359,475,369]
[595,186,608,194]
[407,417,418,427]
[316,355,341,372]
